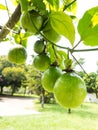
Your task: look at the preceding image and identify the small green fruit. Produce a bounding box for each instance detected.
[41,66,62,92]
[54,72,87,108]
[34,40,45,54]
[33,54,51,71]
[8,45,27,64]
[21,10,43,34]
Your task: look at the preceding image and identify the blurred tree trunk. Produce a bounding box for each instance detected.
[41,88,45,108]
[0,86,3,94]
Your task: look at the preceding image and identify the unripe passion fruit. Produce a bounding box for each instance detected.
[8,45,27,64]
[42,21,61,43]
[34,40,45,54]
[41,66,62,92]
[20,10,43,34]
[33,54,51,71]
[54,72,87,108]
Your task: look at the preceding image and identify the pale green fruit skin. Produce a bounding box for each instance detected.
[54,72,87,108]
[41,66,62,92]
[21,11,43,34]
[33,54,51,71]
[8,46,27,64]
[42,22,61,43]
[34,40,45,54]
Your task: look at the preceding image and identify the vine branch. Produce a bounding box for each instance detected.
[72,48,98,52]
[0,4,21,42]
[63,0,77,11]
[70,53,88,75]
[72,39,82,50]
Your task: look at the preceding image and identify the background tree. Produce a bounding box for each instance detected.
[2,66,26,95]
[0,56,13,94]
[0,75,4,94]
[83,72,98,98]
[24,65,55,104]
[0,56,13,75]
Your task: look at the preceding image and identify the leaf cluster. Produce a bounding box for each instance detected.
[1,0,98,73]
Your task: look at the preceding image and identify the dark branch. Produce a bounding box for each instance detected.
[0,4,21,42]
[70,53,88,75]
[73,48,98,52]
[63,0,77,11]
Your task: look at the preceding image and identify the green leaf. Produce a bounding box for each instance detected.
[31,0,46,13]
[46,0,59,10]
[0,4,7,10]
[13,33,28,47]
[21,39,27,47]
[67,1,77,15]
[47,44,56,63]
[49,11,75,45]
[64,58,73,70]
[14,34,21,44]
[78,6,98,46]
[56,50,67,59]
[19,0,28,11]
[56,50,67,69]
[63,0,77,15]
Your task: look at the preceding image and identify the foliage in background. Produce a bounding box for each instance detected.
[0,56,13,75]
[2,66,26,95]
[0,57,55,103]
[83,72,98,98]
[0,55,98,101]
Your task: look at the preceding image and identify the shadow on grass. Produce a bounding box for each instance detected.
[37,102,98,119]
[74,109,98,119]
[0,94,38,100]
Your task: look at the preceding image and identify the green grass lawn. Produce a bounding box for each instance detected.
[0,102,98,130]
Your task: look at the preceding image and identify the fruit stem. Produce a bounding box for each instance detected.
[63,68,74,73]
[68,108,71,114]
[51,61,58,66]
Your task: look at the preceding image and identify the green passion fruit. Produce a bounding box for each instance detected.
[41,66,62,92]
[33,54,51,71]
[8,45,27,64]
[34,40,45,54]
[42,21,61,43]
[21,10,43,34]
[54,72,87,108]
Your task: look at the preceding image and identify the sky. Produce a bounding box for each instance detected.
[74,0,98,73]
[0,0,98,73]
